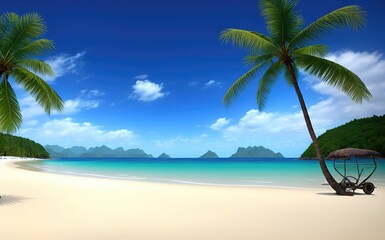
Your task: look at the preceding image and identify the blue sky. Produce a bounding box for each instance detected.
[4,0,385,157]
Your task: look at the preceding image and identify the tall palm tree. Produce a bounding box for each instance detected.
[0,12,64,133]
[220,0,371,195]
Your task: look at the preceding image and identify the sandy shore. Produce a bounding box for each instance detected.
[1,158,384,240]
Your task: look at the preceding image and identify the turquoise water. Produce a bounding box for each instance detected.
[24,158,385,189]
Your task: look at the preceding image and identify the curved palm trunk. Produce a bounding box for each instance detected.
[286,62,351,195]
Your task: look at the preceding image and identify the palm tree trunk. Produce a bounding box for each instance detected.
[286,62,351,195]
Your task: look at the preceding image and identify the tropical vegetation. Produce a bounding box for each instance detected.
[0,12,63,133]
[302,115,385,158]
[220,0,371,195]
[0,133,49,158]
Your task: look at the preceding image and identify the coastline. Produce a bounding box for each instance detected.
[1,157,385,240]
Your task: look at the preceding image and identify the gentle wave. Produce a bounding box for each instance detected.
[41,167,148,180]
[34,166,324,190]
[23,158,385,189]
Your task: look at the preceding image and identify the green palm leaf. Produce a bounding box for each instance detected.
[257,61,282,109]
[3,13,46,58]
[17,59,55,76]
[220,28,279,53]
[12,67,64,113]
[13,39,55,59]
[0,12,64,132]
[291,44,327,57]
[223,58,273,105]
[243,53,276,66]
[296,54,372,102]
[259,0,302,45]
[0,78,22,133]
[289,5,366,49]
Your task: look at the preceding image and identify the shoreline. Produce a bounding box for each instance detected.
[1,157,385,240]
[10,158,330,191]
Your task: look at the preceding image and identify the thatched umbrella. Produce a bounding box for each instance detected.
[327,148,382,159]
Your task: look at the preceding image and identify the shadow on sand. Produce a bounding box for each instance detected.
[0,195,30,206]
[316,192,373,196]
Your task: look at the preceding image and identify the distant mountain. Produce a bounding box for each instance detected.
[158,153,171,158]
[301,115,385,158]
[230,146,284,158]
[45,145,153,158]
[45,145,66,153]
[199,150,219,158]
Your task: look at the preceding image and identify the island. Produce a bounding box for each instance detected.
[230,146,284,158]
[158,153,171,158]
[199,150,219,158]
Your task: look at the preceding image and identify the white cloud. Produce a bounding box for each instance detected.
[18,118,136,148]
[131,75,168,102]
[210,117,231,130]
[41,51,86,82]
[223,110,306,140]
[204,80,221,88]
[20,89,104,118]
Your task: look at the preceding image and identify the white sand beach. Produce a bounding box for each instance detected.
[1,157,384,240]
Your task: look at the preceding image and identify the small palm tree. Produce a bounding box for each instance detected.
[0,12,64,133]
[220,0,371,195]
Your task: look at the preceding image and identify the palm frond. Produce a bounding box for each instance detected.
[12,67,64,113]
[289,5,366,49]
[17,59,54,76]
[13,39,55,60]
[291,44,327,57]
[243,53,276,66]
[296,54,371,102]
[0,77,22,133]
[259,0,303,45]
[220,28,278,53]
[3,13,47,58]
[0,13,20,57]
[223,59,273,105]
[257,61,282,110]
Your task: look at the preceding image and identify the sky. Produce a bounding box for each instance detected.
[3,0,385,157]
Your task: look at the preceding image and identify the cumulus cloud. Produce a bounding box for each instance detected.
[62,89,105,114]
[18,118,136,148]
[20,89,104,118]
[41,51,86,82]
[210,118,231,130]
[222,110,306,140]
[131,75,168,102]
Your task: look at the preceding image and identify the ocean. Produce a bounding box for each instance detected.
[20,157,385,190]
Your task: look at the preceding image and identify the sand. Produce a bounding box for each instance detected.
[1,158,384,240]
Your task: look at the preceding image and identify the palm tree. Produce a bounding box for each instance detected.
[0,12,64,133]
[220,0,371,195]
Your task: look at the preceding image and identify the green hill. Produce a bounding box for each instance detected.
[0,133,49,158]
[301,115,385,158]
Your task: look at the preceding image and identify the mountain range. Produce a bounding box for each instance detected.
[45,145,284,158]
[45,145,153,158]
